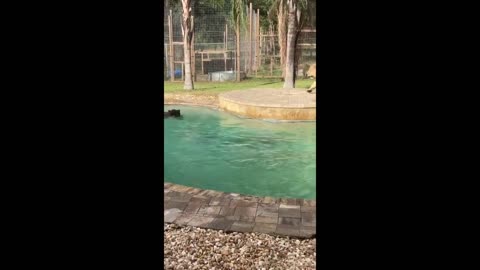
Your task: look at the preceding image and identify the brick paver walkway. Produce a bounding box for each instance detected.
[164,182,316,238]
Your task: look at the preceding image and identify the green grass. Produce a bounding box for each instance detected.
[164,77,313,95]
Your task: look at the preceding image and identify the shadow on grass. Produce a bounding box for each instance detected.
[256,81,279,86]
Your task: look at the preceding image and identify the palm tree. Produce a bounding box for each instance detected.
[173,0,225,89]
[268,0,287,79]
[180,0,195,90]
[283,0,309,88]
[283,0,299,88]
[268,0,309,88]
[230,0,247,81]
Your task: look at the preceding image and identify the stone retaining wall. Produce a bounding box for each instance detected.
[164,93,219,107]
[218,97,316,121]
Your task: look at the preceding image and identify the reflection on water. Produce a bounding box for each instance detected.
[164,105,316,199]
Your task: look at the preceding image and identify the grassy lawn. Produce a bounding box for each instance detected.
[164,77,313,95]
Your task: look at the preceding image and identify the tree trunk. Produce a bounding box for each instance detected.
[294,8,305,79]
[283,0,297,88]
[294,29,302,78]
[181,0,194,90]
[277,0,287,79]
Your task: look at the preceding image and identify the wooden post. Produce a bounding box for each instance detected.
[244,4,247,74]
[181,62,184,81]
[256,9,260,72]
[201,53,204,75]
[168,10,174,82]
[254,10,257,76]
[164,44,168,79]
[225,24,228,72]
[224,52,227,71]
[259,29,262,67]
[236,17,240,81]
[270,56,273,76]
[191,15,195,81]
[271,27,276,66]
[249,2,253,74]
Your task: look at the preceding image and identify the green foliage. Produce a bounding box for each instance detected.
[229,0,248,32]
[166,0,315,33]
[200,0,225,9]
[267,0,314,29]
[167,0,230,44]
[166,0,225,13]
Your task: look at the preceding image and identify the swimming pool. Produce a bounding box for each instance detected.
[164,105,316,199]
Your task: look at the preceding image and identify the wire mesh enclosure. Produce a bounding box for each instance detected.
[164,0,316,82]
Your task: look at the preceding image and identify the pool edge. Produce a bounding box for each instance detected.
[164,182,316,239]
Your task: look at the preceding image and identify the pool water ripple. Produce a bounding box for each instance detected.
[164,105,316,199]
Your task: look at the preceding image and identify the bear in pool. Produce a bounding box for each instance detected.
[164,109,181,118]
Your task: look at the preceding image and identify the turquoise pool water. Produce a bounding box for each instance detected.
[164,105,316,199]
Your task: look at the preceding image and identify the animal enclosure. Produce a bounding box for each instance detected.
[163,0,316,82]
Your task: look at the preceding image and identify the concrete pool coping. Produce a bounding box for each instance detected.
[219,88,316,121]
[164,182,316,238]
[165,89,317,121]
[164,93,219,108]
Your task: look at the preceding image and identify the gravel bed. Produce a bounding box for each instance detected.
[164,224,316,270]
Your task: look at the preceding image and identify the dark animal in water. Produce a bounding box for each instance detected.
[164,109,181,118]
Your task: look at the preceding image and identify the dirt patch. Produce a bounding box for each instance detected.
[164,93,219,108]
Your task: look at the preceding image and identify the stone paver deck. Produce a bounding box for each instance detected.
[164,182,316,238]
[218,88,316,120]
[220,88,316,108]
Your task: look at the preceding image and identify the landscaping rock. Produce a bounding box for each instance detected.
[164,224,316,270]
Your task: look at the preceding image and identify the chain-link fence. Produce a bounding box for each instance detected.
[164,1,316,82]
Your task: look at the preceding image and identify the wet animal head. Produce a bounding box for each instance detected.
[168,109,181,117]
[164,109,181,118]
